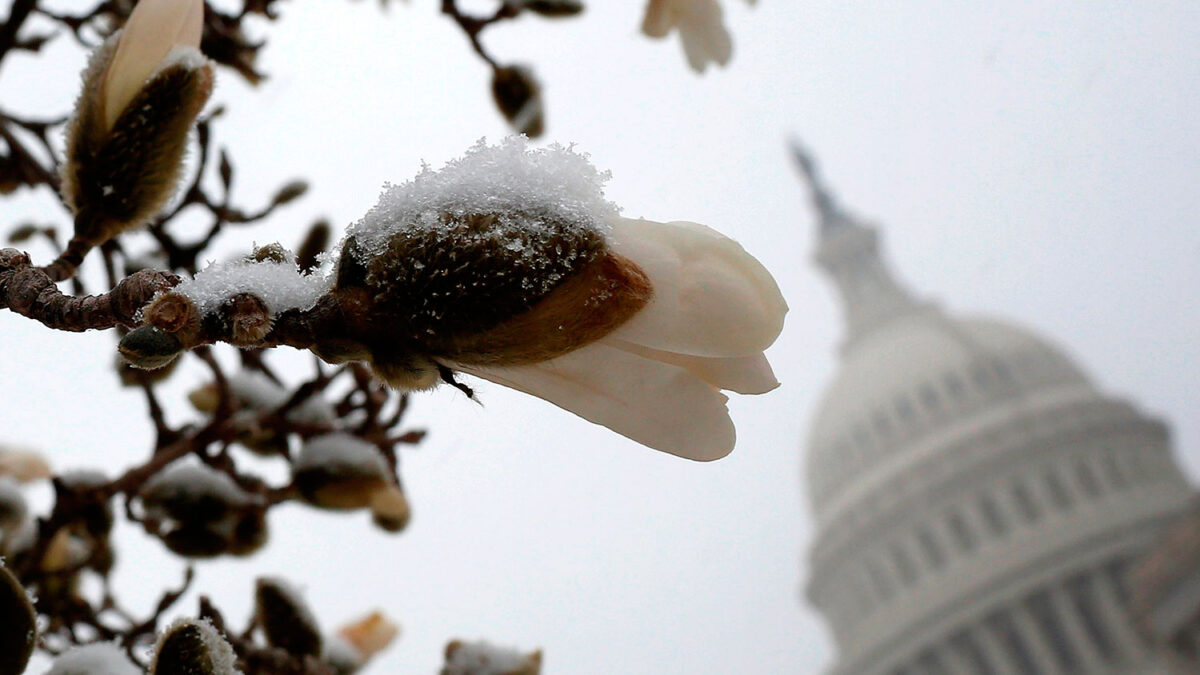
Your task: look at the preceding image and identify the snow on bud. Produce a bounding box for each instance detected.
[142,246,330,348]
[255,577,323,658]
[46,642,142,675]
[0,561,36,675]
[150,618,240,675]
[441,639,543,675]
[60,0,212,245]
[137,461,263,558]
[293,433,393,511]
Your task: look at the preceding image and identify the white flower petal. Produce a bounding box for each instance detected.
[607,216,787,357]
[606,338,778,394]
[452,342,736,461]
[102,0,204,129]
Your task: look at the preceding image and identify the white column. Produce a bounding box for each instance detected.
[1048,585,1108,673]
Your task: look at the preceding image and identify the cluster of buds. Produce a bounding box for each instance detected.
[136,461,268,558]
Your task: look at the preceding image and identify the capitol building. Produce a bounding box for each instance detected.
[795,145,1195,674]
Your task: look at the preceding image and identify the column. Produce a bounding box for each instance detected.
[1011,604,1064,675]
[1090,570,1146,658]
[1047,585,1108,673]
[972,621,1020,675]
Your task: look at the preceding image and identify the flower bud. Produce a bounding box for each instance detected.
[150,618,239,675]
[60,0,212,245]
[256,577,323,658]
[491,65,544,138]
[0,562,35,675]
[137,461,260,558]
[118,324,185,370]
[293,433,392,511]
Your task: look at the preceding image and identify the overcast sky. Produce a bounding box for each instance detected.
[3,1,1199,673]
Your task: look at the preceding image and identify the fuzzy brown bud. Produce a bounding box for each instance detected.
[228,293,272,346]
[293,434,392,511]
[256,577,323,658]
[141,291,202,345]
[150,618,239,675]
[119,324,184,370]
[442,640,543,675]
[61,45,213,246]
[491,66,545,138]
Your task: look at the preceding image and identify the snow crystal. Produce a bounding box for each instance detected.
[47,642,141,675]
[344,137,619,258]
[295,433,388,476]
[444,640,540,675]
[175,254,331,317]
[151,617,242,675]
[227,371,334,425]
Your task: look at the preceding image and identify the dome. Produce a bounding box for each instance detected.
[805,308,1094,517]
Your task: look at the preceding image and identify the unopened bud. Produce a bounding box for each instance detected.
[60,25,213,245]
[150,618,239,675]
[293,433,392,511]
[141,292,202,346]
[256,577,323,658]
[296,220,331,274]
[119,325,184,370]
[138,462,259,558]
[491,66,544,138]
[0,562,35,675]
[249,242,291,264]
[228,293,272,346]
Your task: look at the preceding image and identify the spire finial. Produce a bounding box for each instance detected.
[788,138,846,232]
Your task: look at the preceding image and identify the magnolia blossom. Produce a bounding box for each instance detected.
[101,0,205,131]
[450,216,785,462]
[642,0,756,73]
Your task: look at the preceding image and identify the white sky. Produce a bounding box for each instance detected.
[2,1,1198,673]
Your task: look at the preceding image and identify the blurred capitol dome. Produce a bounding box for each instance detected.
[794,143,1193,675]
